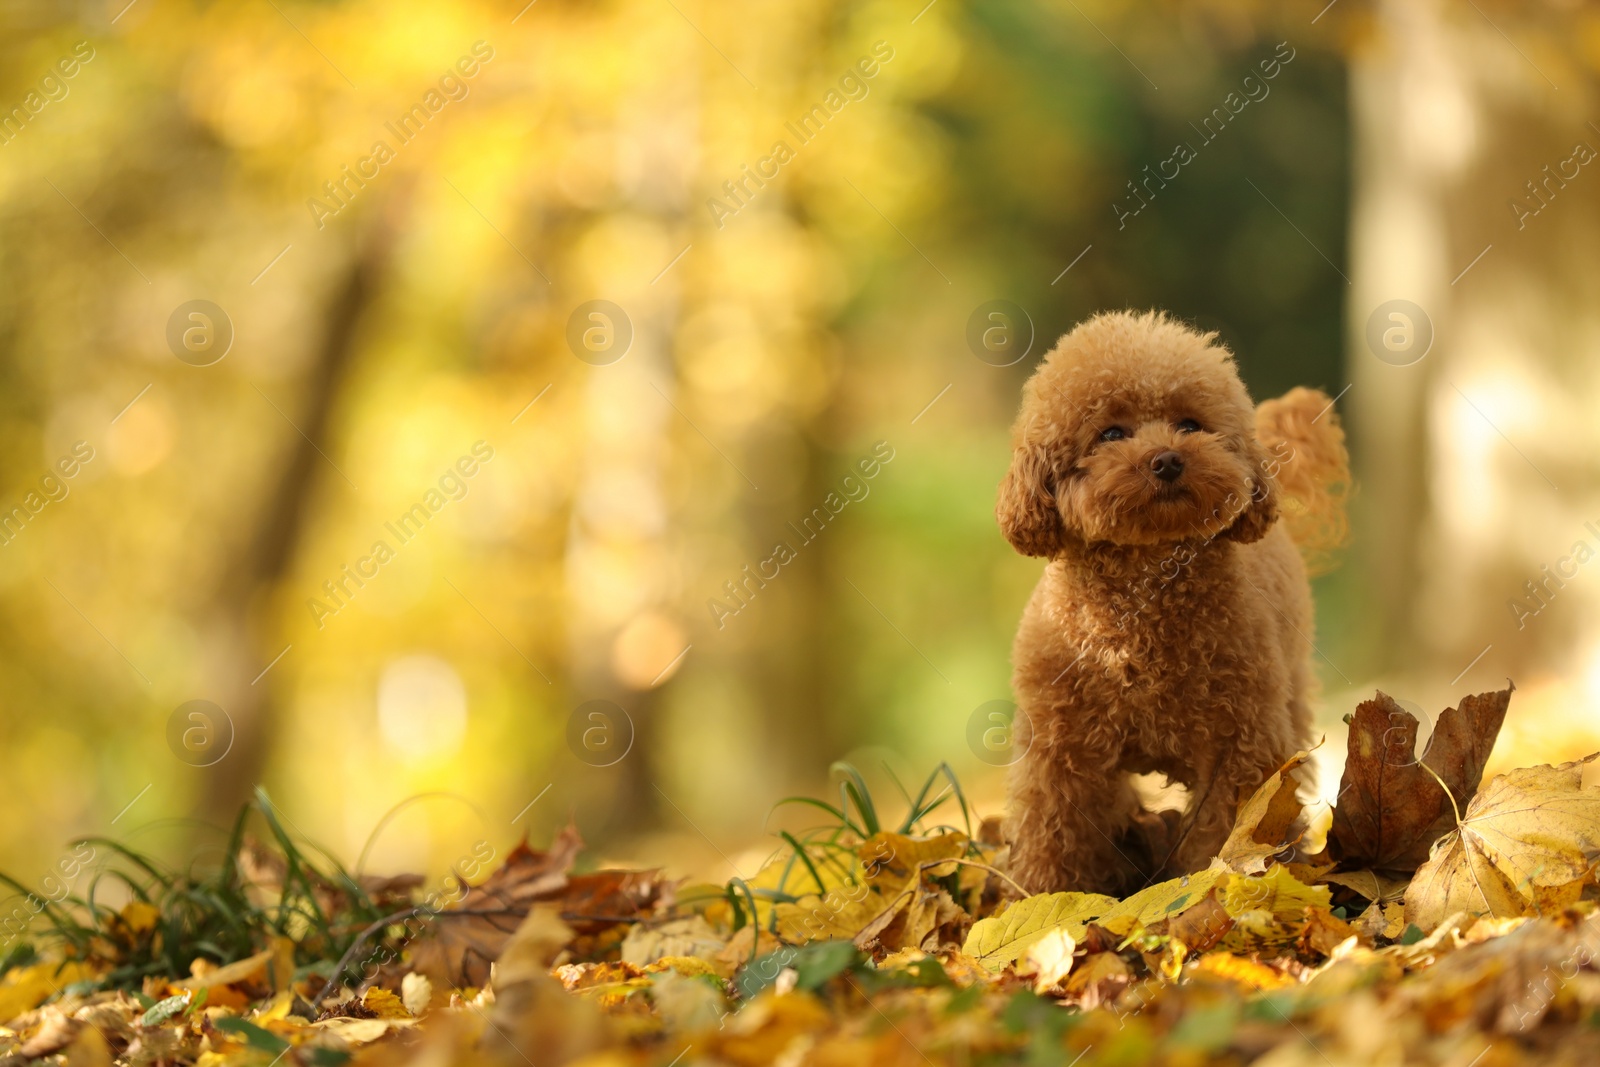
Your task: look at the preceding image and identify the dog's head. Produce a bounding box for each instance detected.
[997,310,1278,555]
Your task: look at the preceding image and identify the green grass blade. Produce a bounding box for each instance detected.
[778,831,829,896]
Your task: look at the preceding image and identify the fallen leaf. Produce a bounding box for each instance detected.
[175,945,276,991]
[18,1007,79,1058]
[1403,833,1527,933]
[1396,911,1600,1034]
[63,1024,111,1067]
[1192,952,1297,991]
[138,993,191,1028]
[409,825,584,988]
[1322,869,1410,905]
[400,972,432,1015]
[773,881,904,945]
[1162,887,1234,953]
[1061,950,1132,1007]
[1218,865,1331,952]
[620,915,725,966]
[1097,869,1231,938]
[117,901,161,937]
[745,846,860,928]
[1217,750,1314,874]
[961,891,1117,972]
[1405,754,1600,930]
[875,887,966,954]
[649,968,727,1032]
[494,905,575,987]
[1298,906,1358,956]
[1329,686,1512,872]
[554,960,646,992]
[857,831,968,887]
[361,987,411,1019]
[313,1015,414,1044]
[0,962,99,1024]
[1351,900,1406,942]
[773,832,966,946]
[703,990,832,1067]
[1017,927,1076,993]
[487,905,606,1064]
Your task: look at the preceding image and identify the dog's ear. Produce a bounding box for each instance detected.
[997,443,1066,557]
[1221,438,1280,543]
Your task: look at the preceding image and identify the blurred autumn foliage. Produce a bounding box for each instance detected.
[2,0,1599,910]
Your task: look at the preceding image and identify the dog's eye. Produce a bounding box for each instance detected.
[1176,419,1202,434]
[1099,426,1128,443]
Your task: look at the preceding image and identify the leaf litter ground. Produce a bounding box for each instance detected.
[5,685,1600,1066]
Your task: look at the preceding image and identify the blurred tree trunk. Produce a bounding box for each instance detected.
[1348,0,1600,693]
[201,212,397,822]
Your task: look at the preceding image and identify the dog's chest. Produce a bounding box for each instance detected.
[1069,573,1227,670]
[1046,555,1252,718]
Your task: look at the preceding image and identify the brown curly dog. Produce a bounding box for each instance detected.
[997,310,1350,895]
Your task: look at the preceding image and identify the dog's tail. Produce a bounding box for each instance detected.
[1255,386,1352,576]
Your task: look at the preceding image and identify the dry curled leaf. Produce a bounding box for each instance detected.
[773,832,967,946]
[1329,686,1512,872]
[409,825,583,988]
[1217,750,1315,874]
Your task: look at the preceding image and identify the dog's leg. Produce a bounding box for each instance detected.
[1007,745,1142,895]
[1166,751,1283,876]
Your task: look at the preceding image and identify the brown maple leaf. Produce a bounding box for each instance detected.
[408,825,584,989]
[1328,686,1512,873]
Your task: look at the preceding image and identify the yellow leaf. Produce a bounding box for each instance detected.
[773,832,967,945]
[1353,900,1406,941]
[254,990,295,1022]
[746,847,862,928]
[1192,952,1296,991]
[119,901,161,936]
[857,832,967,888]
[0,962,98,1024]
[773,882,906,945]
[1017,927,1076,993]
[961,891,1117,972]
[65,1026,111,1067]
[362,987,412,1019]
[1222,865,1330,917]
[643,956,720,979]
[1216,750,1314,874]
[1405,754,1600,931]
[177,947,273,991]
[1096,869,1231,938]
[1218,865,1331,952]
[1404,832,1527,931]
[314,1016,414,1044]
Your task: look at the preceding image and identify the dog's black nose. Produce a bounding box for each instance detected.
[1151,450,1184,482]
